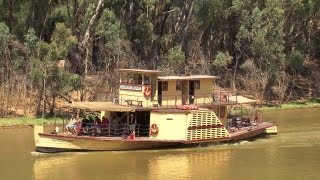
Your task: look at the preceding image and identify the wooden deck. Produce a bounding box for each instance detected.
[228,122,276,141]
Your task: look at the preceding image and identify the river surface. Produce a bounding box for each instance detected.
[0,108,319,180]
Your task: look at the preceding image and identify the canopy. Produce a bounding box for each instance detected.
[118,69,163,74]
[66,102,136,112]
[228,95,257,104]
[158,75,219,81]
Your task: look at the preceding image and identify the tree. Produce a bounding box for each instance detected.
[29,23,80,115]
[234,0,287,100]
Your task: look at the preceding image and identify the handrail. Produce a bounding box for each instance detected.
[115,90,235,108]
[75,123,150,137]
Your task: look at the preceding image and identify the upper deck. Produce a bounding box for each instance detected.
[116,68,238,108]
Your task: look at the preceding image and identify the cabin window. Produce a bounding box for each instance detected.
[176,81,182,90]
[194,80,200,89]
[135,74,142,84]
[144,75,150,85]
[124,73,142,84]
[162,81,168,91]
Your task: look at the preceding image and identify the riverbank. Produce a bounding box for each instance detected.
[0,117,65,128]
[258,98,320,112]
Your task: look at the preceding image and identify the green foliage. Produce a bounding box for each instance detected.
[96,9,123,47]
[0,22,12,45]
[235,0,286,70]
[0,117,65,127]
[167,45,185,65]
[47,67,81,94]
[29,23,79,94]
[213,52,233,68]
[24,29,38,53]
[258,99,320,112]
[0,22,25,71]
[51,23,76,58]
[290,50,305,74]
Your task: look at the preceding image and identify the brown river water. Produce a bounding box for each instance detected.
[0,108,319,180]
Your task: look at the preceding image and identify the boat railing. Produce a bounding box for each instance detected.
[75,123,150,137]
[212,90,233,102]
[116,90,234,108]
[118,94,151,107]
[226,114,263,132]
[159,93,217,107]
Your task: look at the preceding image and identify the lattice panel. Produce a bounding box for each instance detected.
[187,111,229,140]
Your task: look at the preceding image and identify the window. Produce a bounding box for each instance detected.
[194,80,200,89]
[134,74,142,84]
[143,75,150,85]
[162,81,168,91]
[176,81,182,90]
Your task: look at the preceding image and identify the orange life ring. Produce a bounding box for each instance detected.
[150,124,159,135]
[144,86,151,97]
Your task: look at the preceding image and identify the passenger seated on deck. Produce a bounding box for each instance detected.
[82,115,94,133]
[100,116,109,127]
[66,115,80,135]
[94,115,101,127]
[96,116,109,133]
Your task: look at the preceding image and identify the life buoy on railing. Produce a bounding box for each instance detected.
[221,94,227,101]
[144,86,151,97]
[150,124,159,135]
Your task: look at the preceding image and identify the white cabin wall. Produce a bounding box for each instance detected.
[150,112,188,140]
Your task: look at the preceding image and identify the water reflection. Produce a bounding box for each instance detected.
[147,149,232,179]
[32,148,233,180]
[33,154,82,180]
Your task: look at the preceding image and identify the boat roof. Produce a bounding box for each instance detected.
[158,75,219,81]
[118,69,163,74]
[228,95,257,104]
[66,102,136,112]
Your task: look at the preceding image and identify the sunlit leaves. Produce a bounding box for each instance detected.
[51,23,76,58]
[213,51,233,68]
[167,45,185,65]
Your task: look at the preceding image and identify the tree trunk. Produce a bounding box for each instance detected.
[7,0,14,33]
[81,0,105,77]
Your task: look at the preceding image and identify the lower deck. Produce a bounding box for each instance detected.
[40,121,276,143]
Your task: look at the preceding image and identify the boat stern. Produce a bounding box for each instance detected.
[263,124,278,134]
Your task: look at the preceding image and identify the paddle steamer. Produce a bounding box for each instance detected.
[34,69,277,153]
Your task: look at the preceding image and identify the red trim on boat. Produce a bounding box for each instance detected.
[187,124,224,130]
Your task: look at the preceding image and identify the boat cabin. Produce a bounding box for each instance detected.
[118,69,162,107]
[118,69,220,108]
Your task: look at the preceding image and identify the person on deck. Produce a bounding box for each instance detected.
[66,115,80,135]
[96,116,109,134]
[129,114,136,133]
[100,116,109,128]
